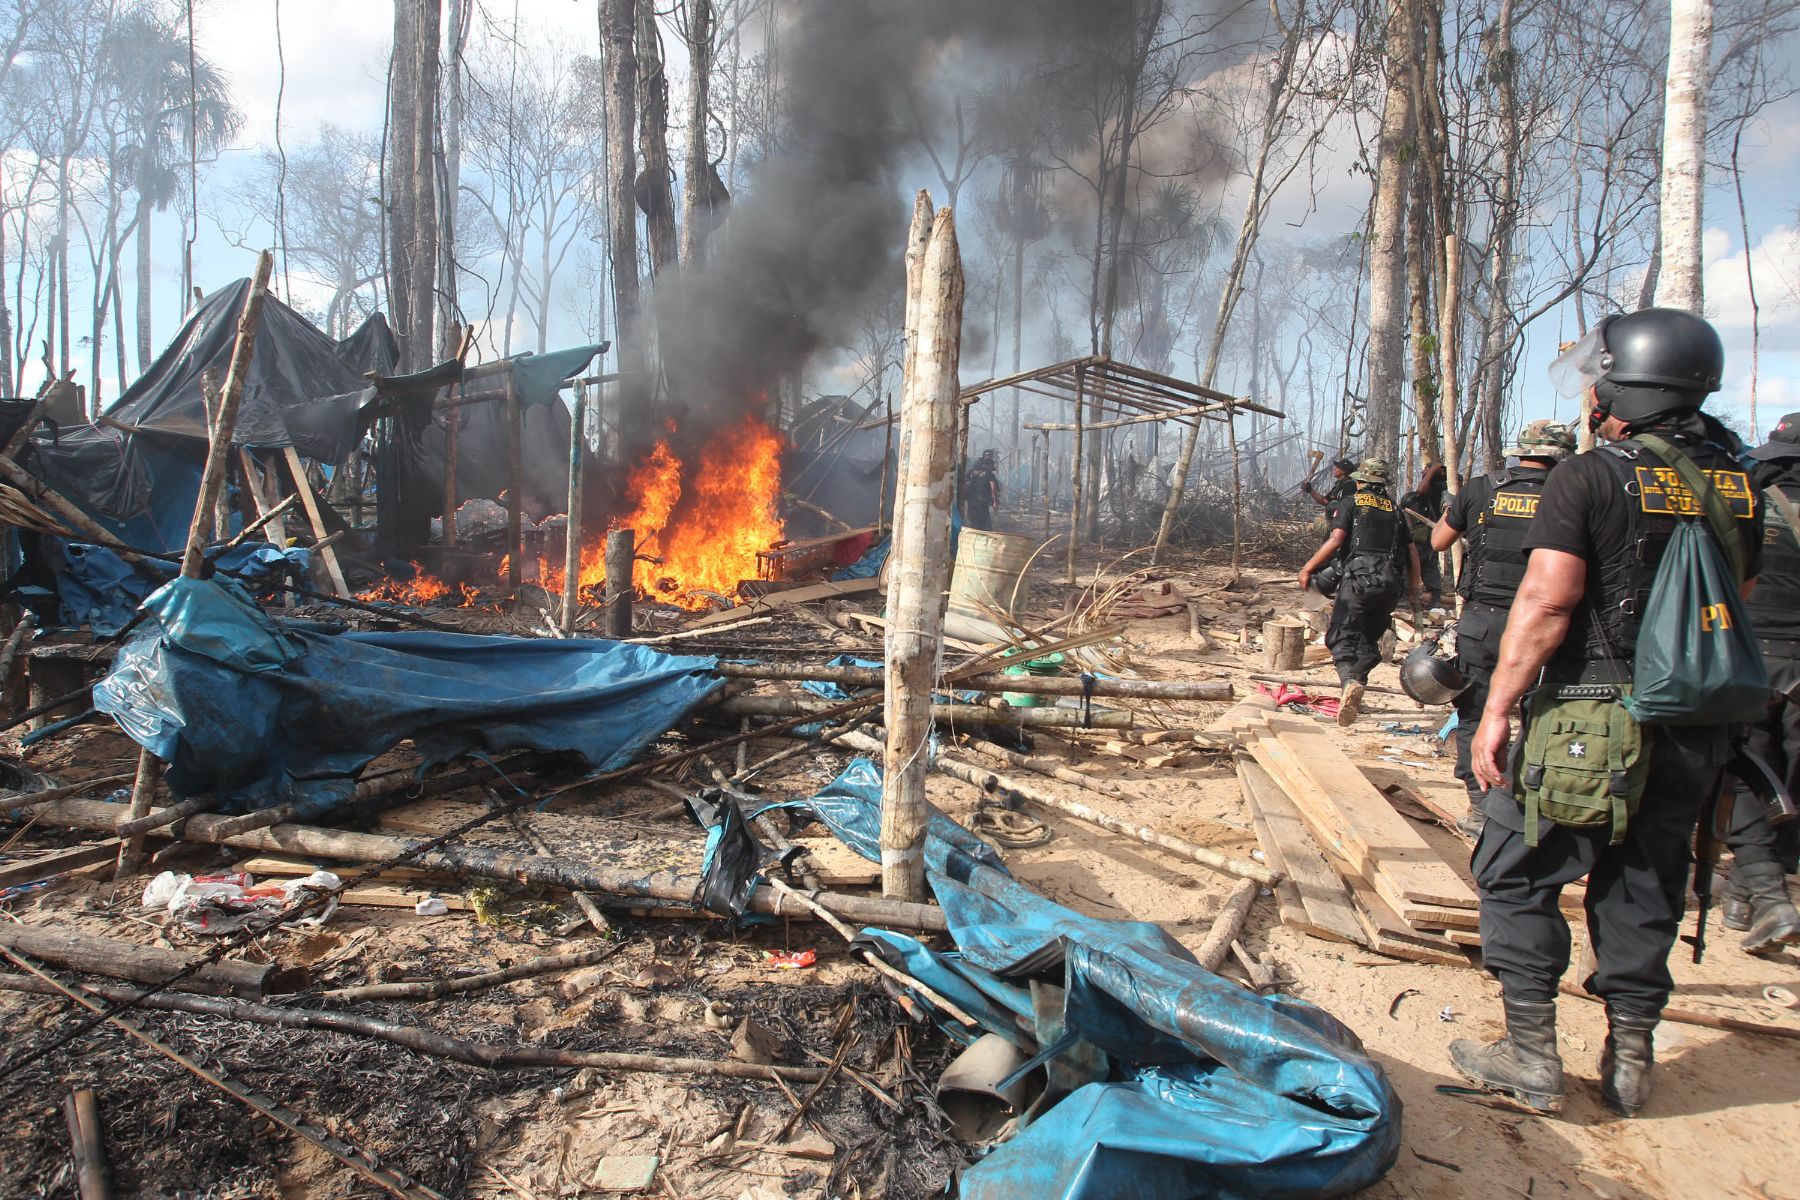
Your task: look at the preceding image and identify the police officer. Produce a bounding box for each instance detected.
[1302,457,1356,524]
[1432,420,1577,837]
[1458,307,1760,1117]
[1299,458,1421,727]
[1724,416,1800,953]
[963,449,1001,530]
[1402,463,1450,606]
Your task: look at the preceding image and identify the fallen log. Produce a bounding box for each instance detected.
[322,941,624,1003]
[717,693,1132,729]
[1557,983,1800,1042]
[0,972,829,1081]
[716,662,1230,702]
[954,733,1123,796]
[27,797,949,933]
[826,728,1276,885]
[0,924,300,999]
[0,772,137,815]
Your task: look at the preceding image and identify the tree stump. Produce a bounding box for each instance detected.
[1262,618,1306,672]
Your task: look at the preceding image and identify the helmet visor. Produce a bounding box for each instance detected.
[1549,326,1607,399]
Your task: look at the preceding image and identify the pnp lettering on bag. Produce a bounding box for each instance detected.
[1699,602,1732,632]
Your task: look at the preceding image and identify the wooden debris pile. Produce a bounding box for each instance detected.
[1226,707,1481,966]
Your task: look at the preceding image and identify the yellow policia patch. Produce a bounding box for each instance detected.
[1633,466,1755,518]
[1492,492,1540,519]
[1355,493,1395,511]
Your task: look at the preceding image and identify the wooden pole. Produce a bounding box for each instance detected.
[877,388,892,534]
[505,373,523,592]
[561,386,587,635]
[716,662,1230,700]
[886,191,935,600]
[280,446,350,597]
[0,923,289,999]
[1227,406,1244,578]
[882,205,962,903]
[120,250,274,877]
[717,693,1132,728]
[1196,876,1260,972]
[604,527,634,637]
[1438,233,1465,587]
[62,1088,110,1200]
[1066,364,1085,584]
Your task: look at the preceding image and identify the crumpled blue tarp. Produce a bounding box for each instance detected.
[800,653,883,701]
[92,577,722,817]
[832,535,889,581]
[786,759,1401,1200]
[512,344,605,407]
[55,541,311,635]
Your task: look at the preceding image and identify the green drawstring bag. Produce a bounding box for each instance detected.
[1620,435,1769,727]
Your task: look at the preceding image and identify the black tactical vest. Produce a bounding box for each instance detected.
[1561,439,1757,671]
[1469,467,1550,610]
[1747,480,1800,645]
[1347,488,1404,564]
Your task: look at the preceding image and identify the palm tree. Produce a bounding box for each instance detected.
[100,10,240,374]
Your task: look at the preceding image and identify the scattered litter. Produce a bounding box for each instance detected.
[1437,1005,1457,1022]
[1388,988,1421,1019]
[412,896,447,916]
[1378,722,1431,736]
[1762,985,1797,1008]
[142,869,339,935]
[762,948,817,970]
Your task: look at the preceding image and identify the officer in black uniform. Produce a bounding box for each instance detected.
[1724,416,1800,953]
[1457,307,1760,1117]
[1301,457,1356,524]
[1432,420,1577,837]
[1300,458,1421,727]
[962,449,1001,530]
[1402,463,1450,606]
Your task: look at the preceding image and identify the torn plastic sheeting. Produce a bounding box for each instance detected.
[54,541,310,636]
[788,758,1401,1200]
[92,577,722,817]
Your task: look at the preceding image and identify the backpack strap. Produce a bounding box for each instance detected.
[1632,433,1750,582]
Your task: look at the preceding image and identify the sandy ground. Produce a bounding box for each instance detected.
[1,554,1797,1198]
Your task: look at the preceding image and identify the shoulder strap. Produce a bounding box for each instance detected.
[1763,485,1800,551]
[1633,433,1750,581]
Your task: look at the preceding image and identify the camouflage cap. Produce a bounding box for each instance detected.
[1351,458,1391,485]
[1505,419,1577,462]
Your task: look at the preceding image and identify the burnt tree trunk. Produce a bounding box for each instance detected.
[679,0,714,267]
[636,3,678,279]
[601,0,646,431]
[386,0,418,367]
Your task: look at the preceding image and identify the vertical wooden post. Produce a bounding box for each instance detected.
[604,528,634,637]
[1438,234,1465,587]
[886,192,935,597]
[442,386,459,547]
[882,207,963,904]
[1065,364,1085,584]
[122,249,272,878]
[877,389,892,534]
[505,373,524,593]
[561,386,587,636]
[1227,408,1244,579]
[281,447,350,597]
[1039,432,1052,543]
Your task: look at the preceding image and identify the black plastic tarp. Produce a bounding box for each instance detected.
[104,279,371,449]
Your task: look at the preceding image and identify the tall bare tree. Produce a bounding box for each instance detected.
[1657,0,1713,310]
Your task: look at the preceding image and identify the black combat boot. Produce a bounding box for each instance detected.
[1721,874,1752,931]
[1456,804,1487,840]
[1599,1006,1658,1117]
[1449,997,1564,1113]
[1730,860,1800,955]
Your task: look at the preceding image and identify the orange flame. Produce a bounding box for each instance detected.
[358,563,450,606]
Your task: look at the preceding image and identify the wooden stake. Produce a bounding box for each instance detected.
[882,206,963,903]
[281,447,349,597]
[506,374,524,592]
[1197,877,1260,973]
[604,527,634,637]
[1066,364,1085,583]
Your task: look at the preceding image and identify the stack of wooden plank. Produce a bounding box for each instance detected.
[1228,711,1479,966]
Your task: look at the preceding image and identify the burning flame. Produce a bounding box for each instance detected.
[634,414,785,609]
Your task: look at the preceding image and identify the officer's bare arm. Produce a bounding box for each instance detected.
[1469,548,1587,788]
[1298,528,1347,589]
[1430,517,1461,553]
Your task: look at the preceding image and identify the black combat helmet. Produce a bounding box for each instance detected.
[1553,307,1724,428]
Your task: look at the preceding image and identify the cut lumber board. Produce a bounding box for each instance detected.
[791,838,880,888]
[683,577,880,630]
[0,843,120,888]
[1237,720,1480,933]
[1265,715,1478,910]
[1340,869,1473,968]
[233,855,440,883]
[340,885,472,912]
[1237,758,1363,947]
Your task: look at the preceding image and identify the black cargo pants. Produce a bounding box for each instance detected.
[1452,604,1503,805]
[1327,565,1401,686]
[1725,651,1800,875]
[1472,722,1726,1019]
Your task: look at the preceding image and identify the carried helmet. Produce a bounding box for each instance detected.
[1310,561,1343,598]
[1351,458,1391,485]
[1550,307,1724,428]
[1505,419,1576,462]
[1400,643,1469,706]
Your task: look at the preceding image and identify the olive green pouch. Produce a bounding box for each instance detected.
[1514,690,1648,846]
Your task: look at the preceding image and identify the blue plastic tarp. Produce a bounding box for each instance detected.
[55,541,310,635]
[784,759,1401,1200]
[92,577,722,817]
